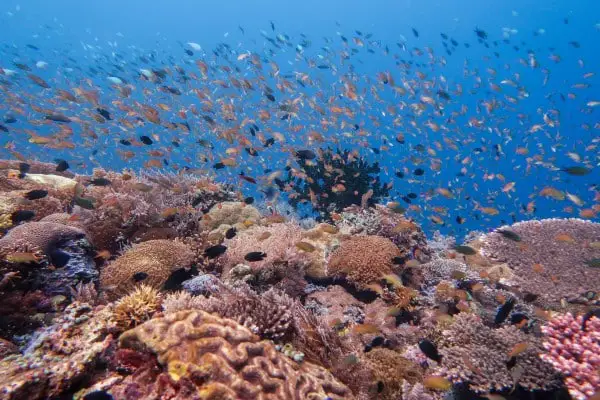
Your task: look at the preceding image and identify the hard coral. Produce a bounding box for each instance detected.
[327,235,401,289]
[363,347,423,400]
[117,309,354,399]
[200,201,261,236]
[113,284,163,330]
[100,239,195,299]
[0,221,87,257]
[541,313,600,400]
[479,218,600,308]
[337,205,431,262]
[0,302,116,400]
[435,313,561,393]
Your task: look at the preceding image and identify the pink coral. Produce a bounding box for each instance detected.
[541,313,600,400]
[479,218,600,308]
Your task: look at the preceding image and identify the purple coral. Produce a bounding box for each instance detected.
[541,313,600,400]
[479,218,600,308]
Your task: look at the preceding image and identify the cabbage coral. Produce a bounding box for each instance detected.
[541,313,600,400]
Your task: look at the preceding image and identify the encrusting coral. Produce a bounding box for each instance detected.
[100,239,195,298]
[327,235,401,289]
[541,313,600,400]
[116,309,354,399]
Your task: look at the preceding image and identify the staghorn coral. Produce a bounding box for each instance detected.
[113,284,163,330]
[117,309,354,399]
[200,201,262,236]
[434,312,561,393]
[0,221,87,257]
[541,313,600,400]
[336,204,431,262]
[327,235,401,289]
[0,302,116,400]
[100,239,195,299]
[363,347,423,400]
[479,218,600,309]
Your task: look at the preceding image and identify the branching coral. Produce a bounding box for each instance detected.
[100,239,195,299]
[541,313,600,400]
[282,147,390,221]
[434,313,561,393]
[479,218,600,308]
[0,302,116,400]
[113,284,163,330]
[117,309,354,399]
[327,235,401,289]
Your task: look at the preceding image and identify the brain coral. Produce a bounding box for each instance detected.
[479,218,600,308]
[118,309,354,400]
[327,235,402,289]
[100,239,195,299]
[0,221,87,256]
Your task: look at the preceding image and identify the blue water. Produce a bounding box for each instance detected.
[1,0,599,239]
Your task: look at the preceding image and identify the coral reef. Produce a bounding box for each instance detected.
[113,284,163,330]
[100,239,195,298]
[200,201,262,237]
[478,218,600,309]
[0,221,87,257]
[117,309,354,399]
[363,347,423,399]
[327,235,401,289]
[435,313,561,393]
[541,313,600,400]
[0,302,116,400]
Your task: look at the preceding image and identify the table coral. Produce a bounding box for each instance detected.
[479,218,600,308]
[117,309,354,399]
[541,313,600,400]
[0,302,116,400]
[100,239,195,299]
[327,235,401,289]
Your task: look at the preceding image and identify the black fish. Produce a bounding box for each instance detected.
[506,356,517,370]
[185,49,193,56]
[192,196,204,207]
[50,249,71,268]
[204,244,227,259]
[44,113,71,123]
[495,297,515,325]
[454,245,477,255]
[11,210,36,224]
[265,93,275,101]
[139,135,153,145]
[244,251,267,262]
[497,229,521,242]
[456,216,465,224]
[18,162,30,178]
[364,336,386,353]
[96,108,112,120]
[395,171,404,178]
[225,227,237,239]
[213,162,225,170]
[24,189,48,200]
[412,28,419,38]
[392,256,407,265]
[413,168,424,176]
[295,149,316,160]
[119,139,132,146]
[474,27,488,39]
[407,193,417,199]
[4,117,16,124]
[74,196,95,210]
[0,124,8,132]
[264,138,275,147]
[245,147,259,156]
[89,178,112,186]
[133,272,149,282]
[55,159,70,172]
[83,390,114,400]
[510,313,529,325]
[244,197,254,205]
[418,339,442,363]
